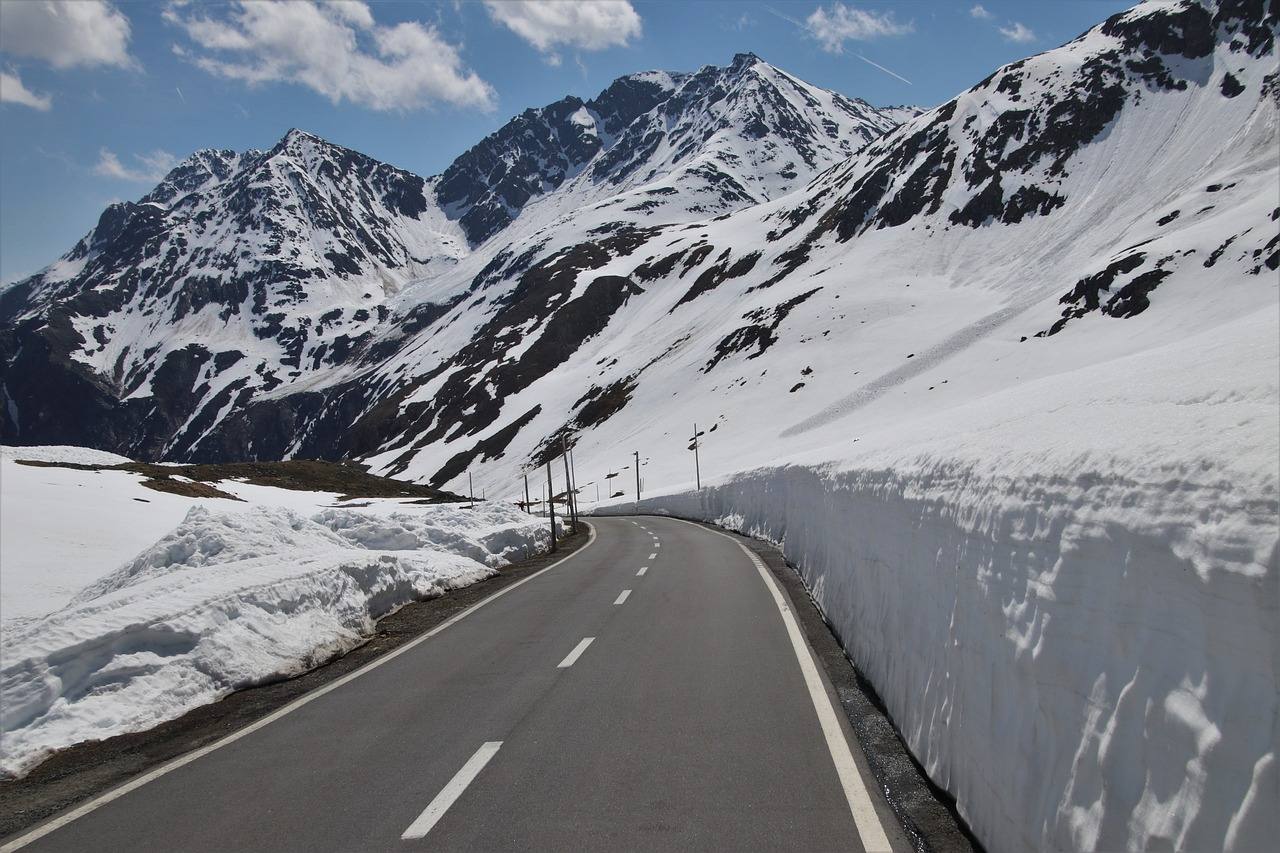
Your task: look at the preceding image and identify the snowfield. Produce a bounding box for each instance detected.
[0,448,549,778]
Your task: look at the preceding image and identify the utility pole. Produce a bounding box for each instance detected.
[468,471,474,509]
[634,450,641,510]
[690,423,701,490]
[523,473,532,514]
[569,447,579,507]
[561,436,577,534]
[545,459,556,552]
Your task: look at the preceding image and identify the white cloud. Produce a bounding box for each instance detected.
[805,3,913,54]
[0,1,136,70]
[93,149,179,183]
[0,70,52,111]
[969,5,994,21]
[483,1,641,65]
[998,21,1037,43]
[164,0,495,111]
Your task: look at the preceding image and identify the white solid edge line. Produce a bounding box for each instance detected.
[614,589,631,605]
[400,741,502,840]
[669,518,893,853]
[636,566,648,576]
[0,524,599,853]
[557,636,595,668]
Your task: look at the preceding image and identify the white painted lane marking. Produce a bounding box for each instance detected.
[669,519,893,853]
[648,552,657,560]
[0,525,600,853]
[401,741,502,840]
[557,636,595,668]
[636,566,648,576]
[614,589,632,605]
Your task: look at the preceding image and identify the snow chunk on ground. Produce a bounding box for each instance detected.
[1,445,134,466]
[0,501,548,778]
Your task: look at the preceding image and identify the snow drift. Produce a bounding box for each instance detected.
[0,502,548,778]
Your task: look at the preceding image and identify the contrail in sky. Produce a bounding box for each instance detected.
[761,3,914,85]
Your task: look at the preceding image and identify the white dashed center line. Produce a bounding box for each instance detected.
[557,637,595,668]
[648,552,656,560]
[401,741,502,840]
[614,589,632,605]
[636,566,648,576]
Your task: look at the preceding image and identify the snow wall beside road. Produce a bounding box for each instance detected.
[609,450,1277,853]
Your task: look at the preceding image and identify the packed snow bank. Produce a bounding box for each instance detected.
[608,309,1279,853]
[0,445,458,621]
[0,501,548,778]
[0,446,133,466]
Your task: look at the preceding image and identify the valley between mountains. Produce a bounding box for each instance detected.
[1,2,1277,852]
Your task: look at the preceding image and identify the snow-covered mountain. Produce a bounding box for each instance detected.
[2,2,1276,851]
[0,54,911,461]
[344,0,1278,494]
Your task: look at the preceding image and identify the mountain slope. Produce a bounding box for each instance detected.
[0,56,911,459]
[347,0,1277,492]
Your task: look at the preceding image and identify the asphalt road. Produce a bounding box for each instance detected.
[4,516,906,853]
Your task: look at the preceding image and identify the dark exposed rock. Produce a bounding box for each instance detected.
[1221,71,1247,96]
[431,405,543,487]
[672,251,762,309]
[705,288,822,371]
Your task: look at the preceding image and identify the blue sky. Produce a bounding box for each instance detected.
[0,0,1133,283]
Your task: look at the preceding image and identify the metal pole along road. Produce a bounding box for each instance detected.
[561,437,576,535]
[568,446,580,518]
[545,459,556,552]
[633,450,641,509]
[523,473,532,514]
[468,472,475,509]
[692,422,701,490]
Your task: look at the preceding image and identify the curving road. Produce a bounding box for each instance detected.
[3,516,906,852]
